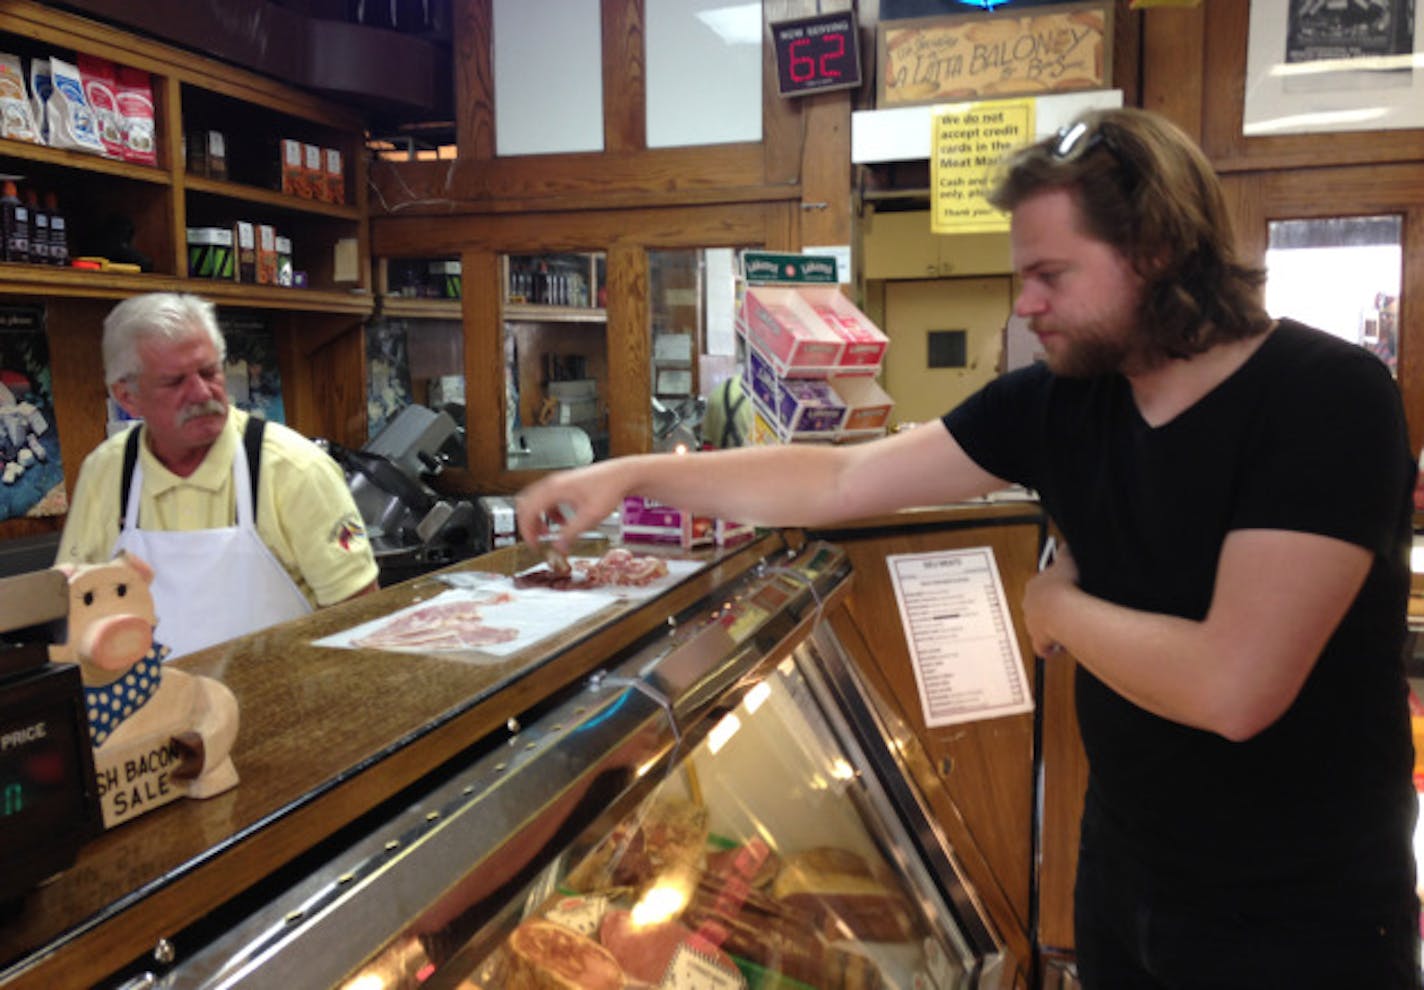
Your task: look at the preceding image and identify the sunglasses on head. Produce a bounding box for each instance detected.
[1050,119,1139,191]
[1052,120,1111,161]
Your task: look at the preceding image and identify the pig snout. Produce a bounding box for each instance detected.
[80,614,154,672]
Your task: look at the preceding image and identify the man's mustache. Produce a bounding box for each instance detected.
[177,399,228,425]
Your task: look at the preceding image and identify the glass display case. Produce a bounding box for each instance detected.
[502,251,610,471]
[148,542,1006,989]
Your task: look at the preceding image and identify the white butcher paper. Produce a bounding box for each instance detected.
[312,585,621,659]
[885,546,1034,728]
[434,556,704,600]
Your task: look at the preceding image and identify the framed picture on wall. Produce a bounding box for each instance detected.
[1244,0,1424,135]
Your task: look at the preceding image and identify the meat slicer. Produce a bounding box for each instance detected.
[321,404,477,583]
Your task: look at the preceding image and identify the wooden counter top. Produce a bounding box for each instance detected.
[0,535,782,989]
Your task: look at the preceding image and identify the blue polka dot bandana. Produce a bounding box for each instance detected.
[85,644,170,747]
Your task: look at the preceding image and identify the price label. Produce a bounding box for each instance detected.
[659,942,745,989]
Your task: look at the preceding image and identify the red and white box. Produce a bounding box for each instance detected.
[279,139,306,196]
[798,286,889,369]
[256,224,278,285]
[303,143,323,199]
[740,286,844,374]
[323,147,345,205]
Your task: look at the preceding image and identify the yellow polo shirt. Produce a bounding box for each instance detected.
[57,407,377,607]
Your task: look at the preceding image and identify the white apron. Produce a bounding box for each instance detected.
[112,438,312,659]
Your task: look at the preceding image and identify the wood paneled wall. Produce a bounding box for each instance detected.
[371,0,854,492]
[1142,0,1424,456]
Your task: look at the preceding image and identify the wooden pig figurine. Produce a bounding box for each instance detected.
[50,552,240,828]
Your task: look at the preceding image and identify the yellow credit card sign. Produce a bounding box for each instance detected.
[931,100,1034,235]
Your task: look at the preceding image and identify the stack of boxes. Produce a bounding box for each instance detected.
[278,139,345,204]
[736,252,894,445]
[187,222,294,286]
[185,138,336,287]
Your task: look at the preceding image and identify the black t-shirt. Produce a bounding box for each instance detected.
[945,320,1417,910]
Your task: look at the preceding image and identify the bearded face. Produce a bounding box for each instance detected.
[1009,188,1157,378]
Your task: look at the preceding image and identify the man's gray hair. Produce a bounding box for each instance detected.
[102,293,226,387]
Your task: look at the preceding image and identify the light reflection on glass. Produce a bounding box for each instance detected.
[706,711,742,755]
[743,680,772,714]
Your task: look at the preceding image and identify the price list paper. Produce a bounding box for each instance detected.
[886,546,1033,728]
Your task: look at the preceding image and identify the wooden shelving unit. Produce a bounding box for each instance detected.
[0,0,377,542]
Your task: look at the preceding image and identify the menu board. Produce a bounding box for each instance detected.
[886,546,1033,727]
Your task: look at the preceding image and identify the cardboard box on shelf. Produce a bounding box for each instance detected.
[740,286,844,374]
[303,143,322,199]
[232,221,256,282]
[279,138,306,196]
[323,147,345,204]
[799,286,889,368]
[256,224,278,285]
[829,375,894,433]
[429,259,461,299]
[275,235,293,286]
[745,345,846,437]
[739,285,889,377]
[186,227,233,279]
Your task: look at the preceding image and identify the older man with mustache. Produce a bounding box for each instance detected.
[58,292,377,658]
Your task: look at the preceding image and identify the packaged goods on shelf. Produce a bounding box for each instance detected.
[738,285,888,379]
[187,129,226,178]
[187,227,234,279]
[740,285,843,374]
[797,285,889,368]
[428,260,461,299]
[256,224,278,285]
[233,220,256,282]
[25,190,47,264]
[0,53,41,144]
[275,236,293,286]
[45,57,106,154]
[1,181,30,262]
[303,143,322,198]
[23,57,49,144]
[76,55,124,158]
[830,375,895,432]
[115,67,155,165]
[734,248,895,444]
[279,138,305,195]
[45,192,67,266]
[745,345,846,437]
[322,148,344,204]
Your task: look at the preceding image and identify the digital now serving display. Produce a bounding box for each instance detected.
[770,11,862,97]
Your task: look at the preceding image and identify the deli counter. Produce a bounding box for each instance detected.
[0,506,1052,989]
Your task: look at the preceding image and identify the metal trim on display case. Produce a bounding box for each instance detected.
[135,543,853,989]
[798,623,1006,982]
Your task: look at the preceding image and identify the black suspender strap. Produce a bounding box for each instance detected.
[721,384,747,448]
[118,424,142,529]
[243,415,266,520]
[116,416,267,530]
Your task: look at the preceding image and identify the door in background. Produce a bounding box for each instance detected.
[883,277,1013,426]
